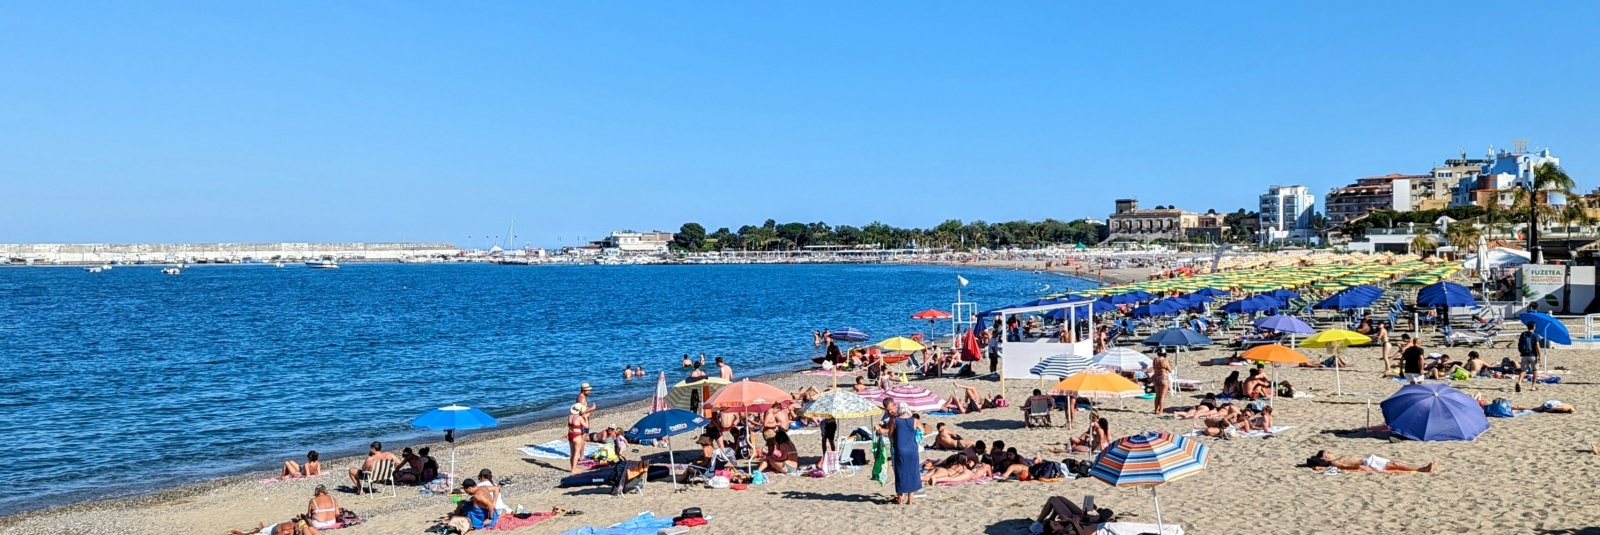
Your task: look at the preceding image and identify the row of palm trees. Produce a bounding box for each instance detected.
[1410,162,1591,259]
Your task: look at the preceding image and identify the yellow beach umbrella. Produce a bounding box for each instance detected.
[1299,329,1371,395]
[876,336,926,352]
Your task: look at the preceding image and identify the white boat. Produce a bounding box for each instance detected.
[161,267,180,275]
[305,258,340,269]
[274,262,285,268]
[101,264,113,271]
[85,267,103,273]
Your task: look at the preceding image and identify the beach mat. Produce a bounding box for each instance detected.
[521,440,601,460]
[488,512,557,531]
[559,512,679,535]
[1185,426,1293,438]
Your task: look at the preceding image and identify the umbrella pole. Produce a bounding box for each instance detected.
[1333,346,1343,396]
[1152,486,1165,533]
[668,442,679,492]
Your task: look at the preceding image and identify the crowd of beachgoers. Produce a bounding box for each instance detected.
[8,251,1600,535]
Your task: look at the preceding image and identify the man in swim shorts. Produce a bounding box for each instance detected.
[1304,450,1437,473]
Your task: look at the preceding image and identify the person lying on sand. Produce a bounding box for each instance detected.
[1304,450,1437,473]
[945,383,984,414]
[921,456,992,485]
[230,515,326,535]
[931,422,974,450]
[792,385,821,403]
[1030,496,1115,535]
[1168,393,1220,419]
[281,450,321,479]
[1197,404,1245,437]
[1046,416,1109,454]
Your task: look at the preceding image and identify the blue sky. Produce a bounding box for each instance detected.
[3,2,1597,246]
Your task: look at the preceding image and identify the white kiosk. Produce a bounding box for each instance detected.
[982,299,1098,385]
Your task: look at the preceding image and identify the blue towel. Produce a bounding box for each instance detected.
[558,513,677,535]
[925,411,958,417]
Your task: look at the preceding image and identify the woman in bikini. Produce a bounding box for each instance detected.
[1170,393,1220,419]
[281,451,321,479]
[757,429,799,474]
[922,456,991,485]
[1047,416,1109,454]
[306,485,340,531]
[567,403,589,474]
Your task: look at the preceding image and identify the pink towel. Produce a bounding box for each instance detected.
[487,512,557,531]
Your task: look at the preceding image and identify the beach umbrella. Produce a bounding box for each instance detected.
[1029,353,1097,379]
[1194,287,1230,298]
[1312,288,1378,310]
[1105,293,1141,305]
[1047,369,1144,399]
[412,405,499,483]
[1380,383,1489,441]
[1240,344,1310,406]
[1253,315,1315,335]
[801,390,883,419]
[651,372,669,412]
[1267,289,1300,300]
[829,328,869,342]
[704,379,792,414]
[883,383,946,413]
[1415,283,1475,308]
[1090,430,1209,533]
[911,309,953,320]
[1516,312,1572,345]
[1300,329,1372,395]
[666,377,732,412]
[624,408,709,491]
[1141,328,1211,349]
[1091,347,1152,372]
[876,336,926,353]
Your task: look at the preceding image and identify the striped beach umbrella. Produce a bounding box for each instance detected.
[884,383,946,413]
[829,328,869,342]
[1090,430,1210,532]
[1029,353,1096,379]
[801,390,883,419]
[1092,347,1152,372]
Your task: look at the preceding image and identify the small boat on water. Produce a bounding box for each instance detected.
[161,267,180,275]
[305,258,340,269]
[84,266,103,273]
[274,262,285,268]
[101,264,113,271]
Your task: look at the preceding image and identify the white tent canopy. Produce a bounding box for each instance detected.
[1461,247,1531,270]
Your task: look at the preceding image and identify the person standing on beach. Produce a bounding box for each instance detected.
[716,356,733,381]
[887,401,922,504]
[1150,350,1172,415]
[577,383,596,413]
[1400,335,1424,383]
[1376,322,1392,376]
[1519,322,1543,390]
[567,403,589,474]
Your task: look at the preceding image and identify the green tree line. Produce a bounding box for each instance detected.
[672,218,1109,252]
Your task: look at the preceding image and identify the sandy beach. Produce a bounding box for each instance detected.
[7,332,1600,535]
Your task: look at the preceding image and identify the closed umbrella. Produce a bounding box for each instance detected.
[411,405,499,483]
[1090,431,1210,533]
[1300,329,1372,395]
[624,409,709,490]
[1380,383,1489,441]
[651,372,669,413]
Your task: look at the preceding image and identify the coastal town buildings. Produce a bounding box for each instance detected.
[1105,199,1209,242]
[591,231,675,254]
[1257,185,1316,244]
[1453,143,1560,209]
[1324,174,1426,226]
[1427,151,1487,210]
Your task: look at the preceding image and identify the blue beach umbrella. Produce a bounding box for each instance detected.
[1380,383,1489,442]
[1516,312,1572,345]
[1415,286,1475,308]
[1268,289,1300,300]
[625,408,709,490]
[1253,315,1316,335]
[1125,290,1157,302]
[1193,287,1231,298]
[1142,328,1212,348]
[1105,293,1141,305]
[829,328,869,342]
[412,405,500,481]
[1313,286,1380,310]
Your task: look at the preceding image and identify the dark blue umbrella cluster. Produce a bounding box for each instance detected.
[1380,383,1489,441]
[1130,300,1184,318]
[1312,285,1382,310]
[1194,287,1231,298]
[1415,282,1475,308]
[1253,315,1315,334]
[1221,295,1280,314]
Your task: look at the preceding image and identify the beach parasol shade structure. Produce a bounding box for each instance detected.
[624,409,709,491]
[1092,347,1152,372]
[1029,353,1097,379]
[1141,328,1212,349]
[1240,344,1309,406]
[651,372,669,413]
[801,390,884,419]
[1380,383,1489,442]
[883,383,946,413]
[704,379,793,414]
[911,309,953,320]
[1415,282,1476,308]
[1193,287,1230,298]
[1516,312,1572,345]
[829,328,869,342]
[876,336,926,353]
[666,377,732,413]
[1090,430,1209,533]
[1047,368,1144,399]
[1253,315,1316,335]
[412,405,499,483]
[1299,329,1372,395]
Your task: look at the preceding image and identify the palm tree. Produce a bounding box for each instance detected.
[1560,198,1597,237]
[1511,162,1579,261]
[1444,223,1483,251]
[1410,234,1439,256]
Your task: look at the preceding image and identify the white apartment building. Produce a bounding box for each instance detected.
[1258,185,1316,244]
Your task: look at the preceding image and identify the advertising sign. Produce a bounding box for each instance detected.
[1519,264,1566,312]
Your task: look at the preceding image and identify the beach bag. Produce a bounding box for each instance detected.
[1486,399,1514,418]
[849,449,868,466]
[1451,368,1470,381]
[1029,461,1064,480]
[335,509,363,526]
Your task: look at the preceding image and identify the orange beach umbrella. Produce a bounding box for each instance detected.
[1240,344,1308,406]
[704,379,793,414]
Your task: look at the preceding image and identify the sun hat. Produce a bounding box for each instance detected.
[581,383,592,390]
[570,403,586,414]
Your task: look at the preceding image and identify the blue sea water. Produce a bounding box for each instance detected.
[0,263,1095,515]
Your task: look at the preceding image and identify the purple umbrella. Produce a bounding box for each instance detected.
[1253,315,1315,335]
[1380,383,1489,441]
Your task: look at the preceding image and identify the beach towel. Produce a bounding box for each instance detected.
[1097,522,1184,535]
[260,472,329,484]
[557,512,678,535]
[924,411,958,417]
[521,440,602,460]
[487,512,557,531]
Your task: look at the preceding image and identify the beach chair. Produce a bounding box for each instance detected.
[680,448,734,483]
[359,458,397,498]
[1025,397,1053,428]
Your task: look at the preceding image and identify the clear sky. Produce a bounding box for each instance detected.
[3,2,1598,247]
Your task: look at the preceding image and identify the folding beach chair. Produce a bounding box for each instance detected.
[359,458,397,498]
[1025,397,1053,428]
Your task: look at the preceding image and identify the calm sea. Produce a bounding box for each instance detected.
[0,263,1095,515]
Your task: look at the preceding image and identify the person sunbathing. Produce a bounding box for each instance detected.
[281,451,321,479]
[1304,450,1437,473]
[348,441,399,490]
[393,447,423,485]
[1169,394,1220,419]
[1464,352,1491,376]
[757,430,799,474]
[1047,417,1109,454]
[1197,404,1243,437]
[1031,496,1115,535]
[230,515,326,535]
[931,422,974,450]
[305,485,340,531]
[851,376,869,393]
[792,385,821,403]
[947,383,984,413]
[922,456,992,484]
[1220,371,1245,399]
